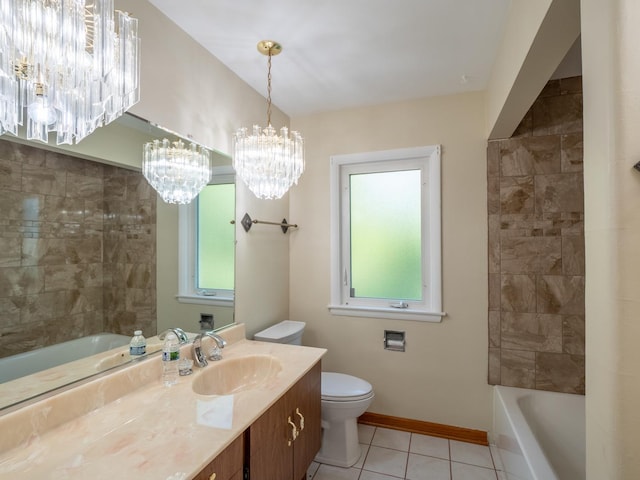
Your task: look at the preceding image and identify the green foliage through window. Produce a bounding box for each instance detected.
[349,170,422,300]
[197,183,235,291]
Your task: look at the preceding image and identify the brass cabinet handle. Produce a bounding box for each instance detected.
[287,416,298,446]
[296,408,305,431]
[209,474,216,480]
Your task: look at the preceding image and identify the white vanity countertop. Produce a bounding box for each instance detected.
[0,324,326,480]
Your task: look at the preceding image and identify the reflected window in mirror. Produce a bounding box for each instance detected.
[178,167,235,306]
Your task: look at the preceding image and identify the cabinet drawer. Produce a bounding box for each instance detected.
[193,434,244,480]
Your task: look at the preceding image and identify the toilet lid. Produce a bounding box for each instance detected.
[321,372,373,402]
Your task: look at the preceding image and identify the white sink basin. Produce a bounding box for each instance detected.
[192,354,282,396]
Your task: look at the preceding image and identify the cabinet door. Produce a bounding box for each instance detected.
[291,362,322,480]
[248,392,294,480]
[193,434,244,480]
[248,360,322,480]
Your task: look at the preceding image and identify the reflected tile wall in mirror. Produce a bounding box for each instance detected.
[0,139,157,359]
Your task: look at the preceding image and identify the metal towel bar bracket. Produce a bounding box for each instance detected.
[231,213,298,233]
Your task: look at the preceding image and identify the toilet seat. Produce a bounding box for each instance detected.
[321,372,373,402]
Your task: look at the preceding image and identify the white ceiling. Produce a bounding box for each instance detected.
[148,0,512,117]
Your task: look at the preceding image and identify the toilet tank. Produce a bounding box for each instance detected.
[254,320,306,345]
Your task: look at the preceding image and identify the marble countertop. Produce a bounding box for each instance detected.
[0,324,326,480]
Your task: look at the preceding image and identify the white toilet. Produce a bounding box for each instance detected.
[254,320,375,468]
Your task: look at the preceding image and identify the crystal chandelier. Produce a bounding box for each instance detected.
[142,138,212,205]
[0,0,140,145]
[233,40,304,200]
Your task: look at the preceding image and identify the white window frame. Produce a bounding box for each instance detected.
[328,145,444,322]
[177,166,235,307]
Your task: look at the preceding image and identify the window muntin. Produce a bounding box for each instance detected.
[330,145,443,322]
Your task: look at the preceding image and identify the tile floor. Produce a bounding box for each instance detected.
[307,425,507,480]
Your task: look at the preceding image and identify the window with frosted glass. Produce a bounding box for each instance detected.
[349,170,422,300]
[197,183,235,291]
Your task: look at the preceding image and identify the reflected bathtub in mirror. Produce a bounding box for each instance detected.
[0,112,235,411]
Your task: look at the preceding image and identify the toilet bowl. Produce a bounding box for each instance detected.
[254,321,375,468]
[315,372,374,467]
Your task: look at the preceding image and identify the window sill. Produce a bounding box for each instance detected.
[328,304,445,322]
[176,294,234,307]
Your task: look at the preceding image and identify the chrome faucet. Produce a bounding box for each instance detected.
[158,327,189,345]
[193,331,227,367]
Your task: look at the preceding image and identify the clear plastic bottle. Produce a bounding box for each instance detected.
[129,330,146,356]
[162,332,180,386]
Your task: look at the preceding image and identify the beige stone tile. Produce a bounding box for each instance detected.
[0,266,44,297]
[560,76,583,95]
[489,311,501,348]
[66,173,104,199]
[561,133,583,173]
[563,315,585,355]
[44,263,103,291]
[562,236,585,275]
[0,138,45,164]
[501,274,536,313]
[501,312,563,353]
[487,141,501,177]
[501,237,562,274]
[537,275,585,314]
[488,348,501,385]
[488,215,500,274]
[0,158,22,192]
[535,173,584,213]
[501,349,535,388]
[22,163,66,196]
[500,136,561,176]
[489,274,501,311]
[500,176,534,214]
[488,177,500,215]
[538,79,561,98]
[511,109,533,138]
[536,352,585,394]
[0,297,21,326]
[42,196,85,223]
[44,151,87,174]
[125,263,156,289]
[532,94,583,136]
[0,238,20,267]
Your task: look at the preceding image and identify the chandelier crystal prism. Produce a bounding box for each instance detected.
[233,40,304,200]
[0,0,140,145]
[142,138,212,205]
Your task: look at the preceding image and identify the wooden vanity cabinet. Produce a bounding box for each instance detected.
[248,361,321,480]
[193,434,244,480]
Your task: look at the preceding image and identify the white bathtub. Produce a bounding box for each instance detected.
[0,333,130,383]
[493,386,585,480]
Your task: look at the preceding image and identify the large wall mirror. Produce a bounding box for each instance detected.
[0,113,234,410]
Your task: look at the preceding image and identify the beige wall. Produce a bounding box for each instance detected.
[581,0,640,477]
[115,0,290,335]
[290,92,492,430]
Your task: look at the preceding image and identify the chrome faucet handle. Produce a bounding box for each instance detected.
[192,331,226,367]
[159,328,189,344]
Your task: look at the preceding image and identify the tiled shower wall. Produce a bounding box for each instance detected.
[487,76,585,394]
[0,139,156,359]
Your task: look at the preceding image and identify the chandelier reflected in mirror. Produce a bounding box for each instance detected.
[142,138,212,205]
[233,40,304,200]
[0,0,140,145]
